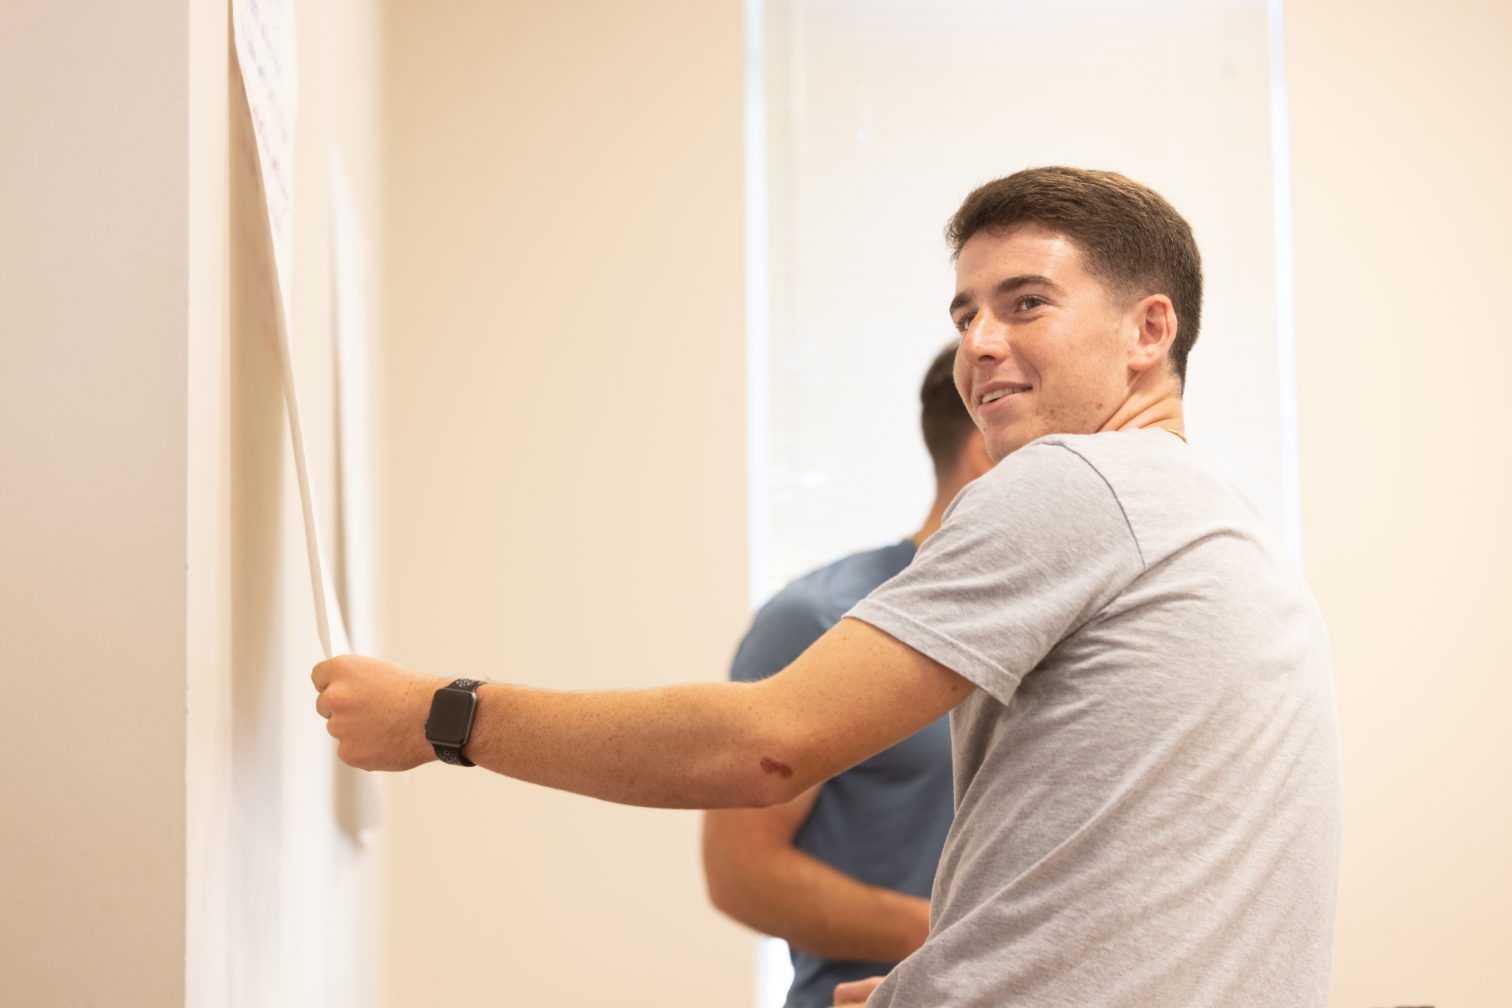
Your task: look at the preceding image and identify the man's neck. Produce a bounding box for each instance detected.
[1097,385,1186,440]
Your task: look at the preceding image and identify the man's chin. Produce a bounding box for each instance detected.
[987,429,1037,462]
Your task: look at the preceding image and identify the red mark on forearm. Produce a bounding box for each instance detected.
[760,756,794,779]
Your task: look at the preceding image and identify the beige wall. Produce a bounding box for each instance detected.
[2,1,386,1004]
[377,1,753,1004]
[1288,2,1512,1005]
[0,2,190,1003]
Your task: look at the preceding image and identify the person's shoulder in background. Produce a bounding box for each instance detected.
[731,540,916,684]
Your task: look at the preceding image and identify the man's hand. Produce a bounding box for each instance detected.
[833,976,886,1005]
[703,790,932,962]
[312,655,446,771]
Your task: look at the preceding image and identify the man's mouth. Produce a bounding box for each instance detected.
[978,382,1032,407]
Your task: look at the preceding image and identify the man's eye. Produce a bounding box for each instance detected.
[954,312,975,333]
[1017,296,1046,311]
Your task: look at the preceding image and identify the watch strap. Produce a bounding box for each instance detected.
[431,678,484,767]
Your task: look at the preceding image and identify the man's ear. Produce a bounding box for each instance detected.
[1128,294,1178,376]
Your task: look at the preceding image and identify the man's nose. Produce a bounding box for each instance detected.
[961,312,1008,361]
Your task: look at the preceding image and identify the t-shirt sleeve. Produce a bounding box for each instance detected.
[729,585,832,684]
[846,441,1144,705]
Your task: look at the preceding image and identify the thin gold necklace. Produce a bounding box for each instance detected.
[1160,427,1188,444]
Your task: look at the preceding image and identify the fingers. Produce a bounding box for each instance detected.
[313,658,346,723]
[833,976,886,1005]
[306,654,429,772]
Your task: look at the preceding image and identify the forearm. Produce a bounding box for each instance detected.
[707,841,930,962]
[463,680,814,809]
[314,621,971,808]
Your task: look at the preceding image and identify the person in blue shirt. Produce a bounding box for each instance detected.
[700,342,993,1008]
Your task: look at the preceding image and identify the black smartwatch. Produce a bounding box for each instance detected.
[425,678,484,766]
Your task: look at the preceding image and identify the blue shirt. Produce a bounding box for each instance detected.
[730,540,954,1008]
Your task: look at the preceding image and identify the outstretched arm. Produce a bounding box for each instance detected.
[702,787,931,961]
[313,617,973,810]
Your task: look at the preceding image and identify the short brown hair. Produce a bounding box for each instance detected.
[920,340,975,480]
[946,167,1203,385]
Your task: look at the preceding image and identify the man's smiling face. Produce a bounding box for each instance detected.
[950,223,1138,462]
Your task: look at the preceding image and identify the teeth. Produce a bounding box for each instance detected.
[982,387,1024,404]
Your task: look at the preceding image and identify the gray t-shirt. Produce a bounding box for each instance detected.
[848,429,1341,1007]
[731,540,953,1008]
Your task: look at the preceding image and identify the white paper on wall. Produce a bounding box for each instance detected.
[232,0,351,661]
[233,0,294,280]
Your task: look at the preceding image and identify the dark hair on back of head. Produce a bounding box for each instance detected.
[920,340,975,480]
[946,166,1203,385]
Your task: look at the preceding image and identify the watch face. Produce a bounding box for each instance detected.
[426,688,477,746]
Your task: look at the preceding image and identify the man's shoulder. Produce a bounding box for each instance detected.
[930,428,1235,579]
[976,429,1227,518]
[952,431,1147,522]
[1018,429,1275,568]
[997,428,1187,480]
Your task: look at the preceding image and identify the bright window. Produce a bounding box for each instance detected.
[745,0,1294,1001]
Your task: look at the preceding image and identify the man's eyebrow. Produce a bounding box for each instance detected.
[949,274,1063,316]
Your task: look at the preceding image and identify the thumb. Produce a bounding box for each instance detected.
[833,975,885,1005]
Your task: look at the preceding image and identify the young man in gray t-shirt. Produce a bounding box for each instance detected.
[317,167,1341,1007]
[840,425,1338,1005]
